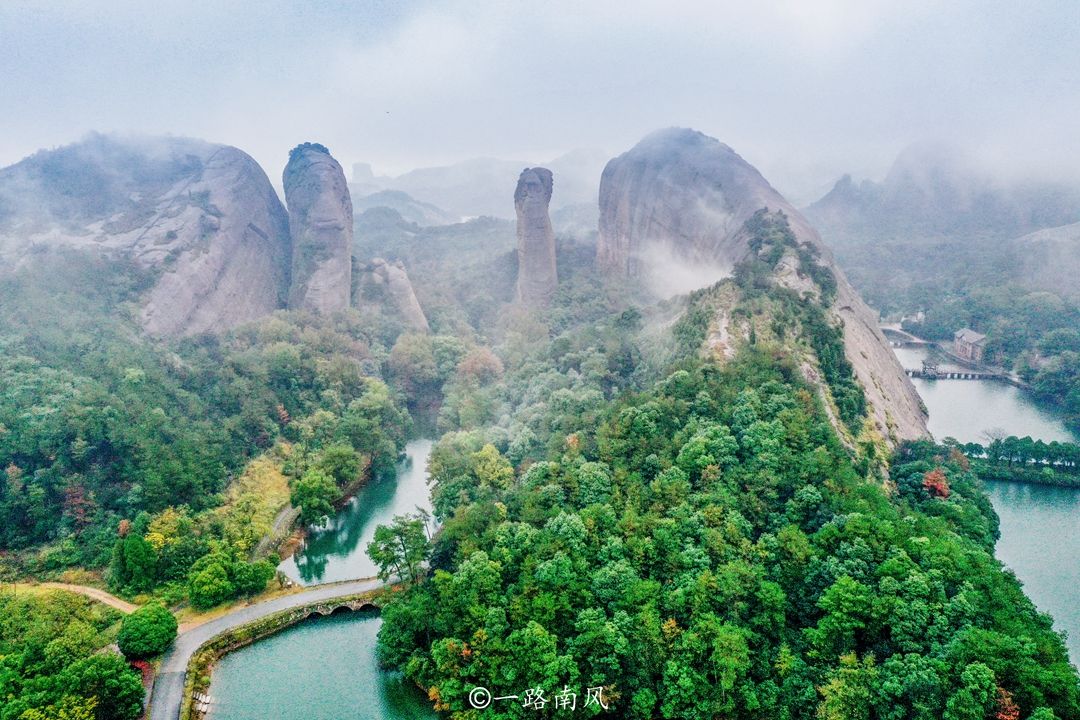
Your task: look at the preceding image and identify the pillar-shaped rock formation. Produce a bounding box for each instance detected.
[514,167,558,304]
[284,143,353,314]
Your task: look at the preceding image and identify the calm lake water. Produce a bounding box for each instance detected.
[278,438,435,585]
[893,346,1075,445]
[894,345,1080,659]
[984,481,1080,660]
[207,611,435,720]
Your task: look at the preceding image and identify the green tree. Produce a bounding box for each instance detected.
[818,653,878,720]
[233,559,276,597]
[43,620,100,673]
[1027,709,1058,720]
[676,422,739,482]
[366,512,430,585]
[188,562,235,610]
[62,653,144,720]
[812,576,874,657]
[109,534,157,593]
[117,602,177,659]
[943,663,996,720]
[18,695,98,720]
[471,444,513,491]
[316,444,363,487]
[290,469,337,526]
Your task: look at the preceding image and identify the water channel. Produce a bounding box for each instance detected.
[207,610,435,719]
[278,438,435,585]
[207,439,439,719]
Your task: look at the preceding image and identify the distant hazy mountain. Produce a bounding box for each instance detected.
[1013,221,1080,298]
[352,189,457,227]
[350,148,608,220]
[806,141,1080,246]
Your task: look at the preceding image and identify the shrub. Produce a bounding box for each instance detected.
[117,602,177,659]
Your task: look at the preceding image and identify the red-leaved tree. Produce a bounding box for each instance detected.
[922,468,950,499]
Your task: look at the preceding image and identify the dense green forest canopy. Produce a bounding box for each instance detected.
[369,216,1080,719]
[0,591,144,720]
[0,251,411,608]
[378,349,1078,719]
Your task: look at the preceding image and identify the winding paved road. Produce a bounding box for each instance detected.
[149,577,384,720]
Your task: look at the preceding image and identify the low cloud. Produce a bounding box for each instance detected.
[2,0,1080,195]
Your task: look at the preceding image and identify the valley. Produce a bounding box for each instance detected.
[9,6,1080,719]
[2,128,1079,720]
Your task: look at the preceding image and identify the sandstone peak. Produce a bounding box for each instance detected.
[355,257,429,331]
[284,143,354,314]
[0,133,291,336]
[596,128,826,290]
[514,167,558,305]
[597,128,928,444]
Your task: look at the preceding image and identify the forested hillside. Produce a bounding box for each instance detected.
[380,350,1078,719]
[805,146,1080,435]
[372,216,1080,719]
[0,591,143,720]
[0,250,411,607]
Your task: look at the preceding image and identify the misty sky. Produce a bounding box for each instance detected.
[3,0,1079,202]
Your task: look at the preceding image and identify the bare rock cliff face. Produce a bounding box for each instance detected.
[514,167,558,304]
[284,143,353,314]
[142,146,292,335]
[597,128,822,286]
[599,128,928,444]
[354,257,430,331]
[0,134,291,336]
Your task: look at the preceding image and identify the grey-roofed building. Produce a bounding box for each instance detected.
[953,328,987,364]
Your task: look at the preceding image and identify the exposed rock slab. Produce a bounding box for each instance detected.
[0,133,291,336]
[514,167,558,304]
[284,143,353,314]
[597,128,815,286]
[354,257,429,331]
[599,128,928,444]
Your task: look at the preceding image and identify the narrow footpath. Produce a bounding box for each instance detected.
[15,582,138,613]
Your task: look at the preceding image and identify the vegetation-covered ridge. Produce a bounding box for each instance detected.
[674,209,867,436]
[946,436,1080,488]
[0,251,411,610]
[288,141,332,161]
[376,345,1078,718]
